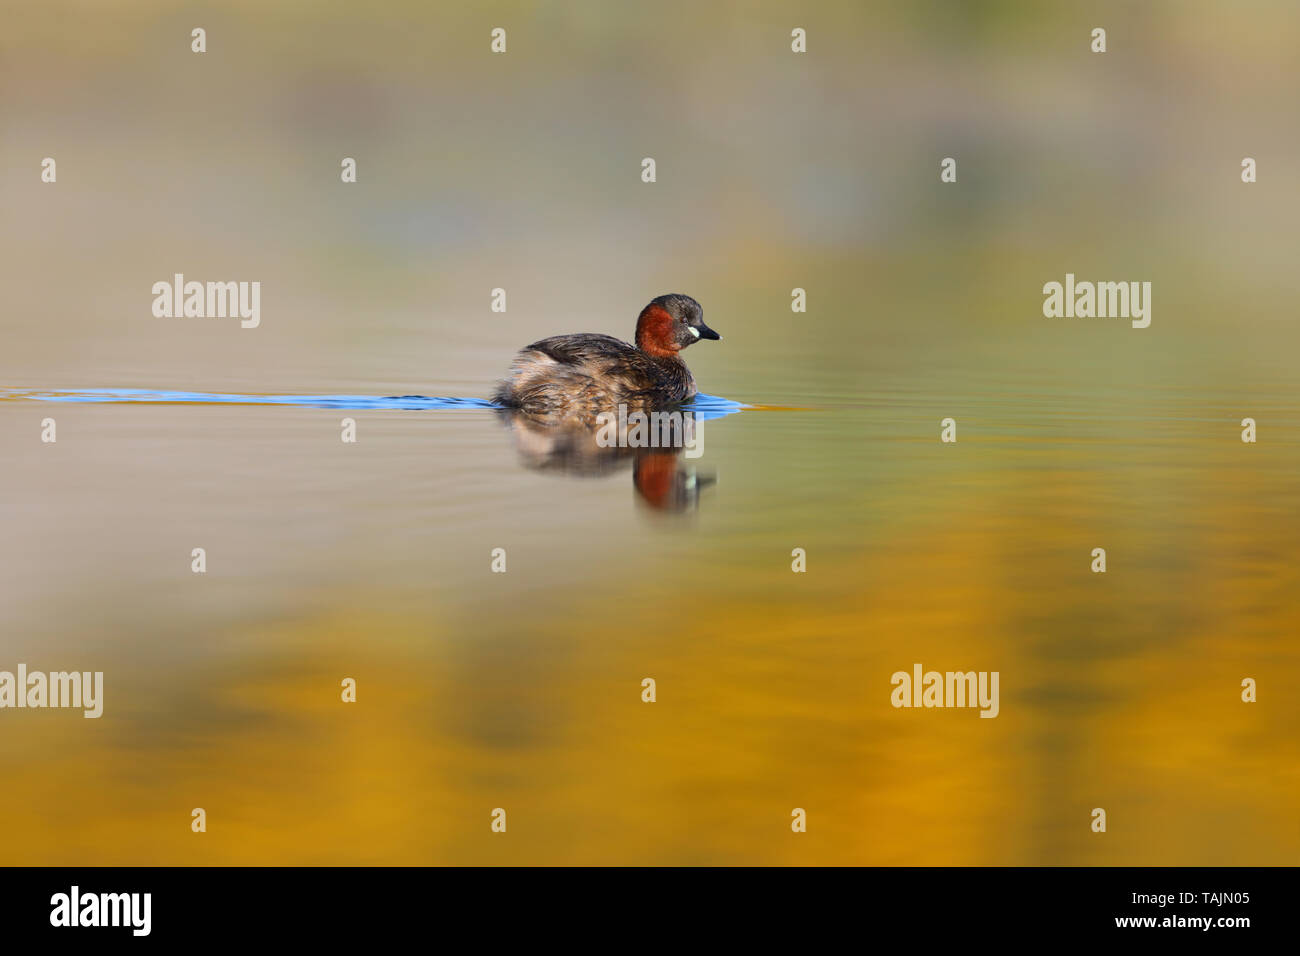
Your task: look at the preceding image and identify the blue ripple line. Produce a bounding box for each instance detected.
[4,388,748,419]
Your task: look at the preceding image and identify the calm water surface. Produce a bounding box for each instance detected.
[2,339,1296,865]
[5,0,1300,865]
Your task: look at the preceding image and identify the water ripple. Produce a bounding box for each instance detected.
[0,388,749,420]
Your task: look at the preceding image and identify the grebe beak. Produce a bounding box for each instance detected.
[696,322,721,341]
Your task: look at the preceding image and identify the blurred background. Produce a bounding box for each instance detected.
[1,0,1297,864]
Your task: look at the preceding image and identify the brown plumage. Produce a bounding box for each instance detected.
[493,294,720,426]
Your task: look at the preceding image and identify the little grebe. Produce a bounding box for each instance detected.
[493,293,720,424]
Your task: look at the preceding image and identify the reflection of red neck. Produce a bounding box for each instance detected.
[635,304,679,358]
[634,452,679,509]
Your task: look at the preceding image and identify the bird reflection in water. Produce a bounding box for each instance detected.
[496,407,716,513]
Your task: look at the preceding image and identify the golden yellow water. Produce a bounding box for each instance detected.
[2,1,1298,864]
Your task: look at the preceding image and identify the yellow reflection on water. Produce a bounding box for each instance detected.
[1,421,1294,865]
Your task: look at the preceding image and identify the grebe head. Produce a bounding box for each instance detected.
[634,293,720,358]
